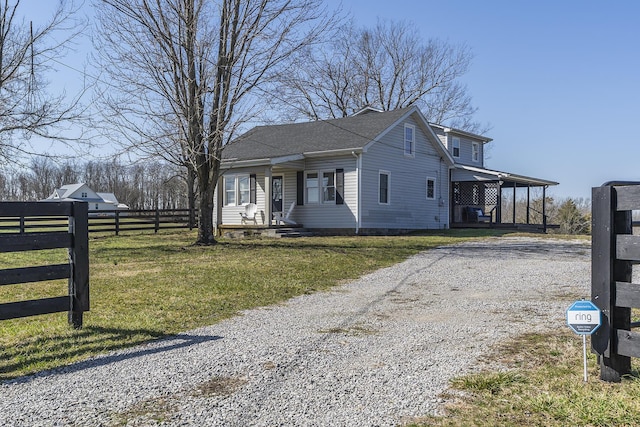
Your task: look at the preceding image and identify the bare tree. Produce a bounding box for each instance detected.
[275,19,481,131]
[94,0,334,244]
[0,0,86,164]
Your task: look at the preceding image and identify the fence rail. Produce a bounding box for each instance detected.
[591,182,640,382]
[0,208,195,235]
[0,201,89,328]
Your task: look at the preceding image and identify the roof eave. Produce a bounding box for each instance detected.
[221,158,272,169]
[432,124,492,143]
[303,147,364,158]
[455,165,558,186]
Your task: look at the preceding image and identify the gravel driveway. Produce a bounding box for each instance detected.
[0,237,591,426]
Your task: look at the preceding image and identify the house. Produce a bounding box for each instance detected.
[216,106,557,234]
[43,183,129,212]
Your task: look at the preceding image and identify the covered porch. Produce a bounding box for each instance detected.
[450,165,559,232]
[215,156,307,236]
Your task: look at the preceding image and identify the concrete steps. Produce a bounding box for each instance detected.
[267,227,314,238]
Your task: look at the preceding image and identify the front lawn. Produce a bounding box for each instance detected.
[0,229,502,380]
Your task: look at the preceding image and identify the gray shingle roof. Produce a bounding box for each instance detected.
[222,107,414,161]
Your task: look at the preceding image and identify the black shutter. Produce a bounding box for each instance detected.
[296,171,304,205]
[336,169,344,205]
[250,174,256,204]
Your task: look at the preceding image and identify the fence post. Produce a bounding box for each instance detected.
[115,210,120,236]
[155,209,160,233]
[68,202,90,329]
[591,185,632,381]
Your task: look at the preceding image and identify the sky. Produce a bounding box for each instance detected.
[330,0,640,201]
[22,0,640,200]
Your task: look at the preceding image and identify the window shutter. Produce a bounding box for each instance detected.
[296,171,304,205]
[336,169,344,205]
[250,174,256,204]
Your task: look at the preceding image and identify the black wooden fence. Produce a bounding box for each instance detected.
[0,208,194,235]
[88,209,195,235]
[0,202,89,328]
[592,182,640,382]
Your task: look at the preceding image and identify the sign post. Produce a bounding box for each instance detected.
[566,300,602,382]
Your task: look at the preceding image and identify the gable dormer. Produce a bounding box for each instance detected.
[428,124,491,167]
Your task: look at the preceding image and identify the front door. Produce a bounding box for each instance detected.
[272,176,283,214]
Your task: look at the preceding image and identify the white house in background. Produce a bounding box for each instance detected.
[43,183,129,212]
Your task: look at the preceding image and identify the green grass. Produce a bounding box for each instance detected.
[0,228,508,381]
[412,331,640,427]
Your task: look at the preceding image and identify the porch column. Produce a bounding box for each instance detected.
[526,185,531,224]
[497,181,502,224]
[265,167,272,226]
[542,185,547,232]
[512,181,517,225]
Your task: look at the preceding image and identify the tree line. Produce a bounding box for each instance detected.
[1,156,597,235]
[0,158,188,210]
[500,193,592,235]
[0,0,482,244]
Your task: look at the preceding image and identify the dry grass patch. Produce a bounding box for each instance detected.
[192,375,248,397]
[415,330,640,427]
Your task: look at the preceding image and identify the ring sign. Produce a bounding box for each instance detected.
[566,300,601,335]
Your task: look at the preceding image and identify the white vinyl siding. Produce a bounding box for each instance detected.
[295,157,358,229]
[449,134,484,166]
[360,117,449,230]
[217,169,266,225]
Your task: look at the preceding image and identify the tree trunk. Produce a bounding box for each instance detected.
[187,166,197,229]
[197,181,216,245]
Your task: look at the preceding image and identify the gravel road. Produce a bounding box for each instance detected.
[0,236,591,427]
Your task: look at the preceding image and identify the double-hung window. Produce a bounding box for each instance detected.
[404,124,415,156]
[238,175,250,205]
[379,171,390,204]
[224,176,236,206]
[472,142,480,162]
[224,174,250,206]
[302,170,343,205]
[452,137,460,158]
[322,171,335,203]
[306,172,319,203]
[426,177,436,200]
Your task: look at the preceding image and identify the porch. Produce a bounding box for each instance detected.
[450,166,559,233]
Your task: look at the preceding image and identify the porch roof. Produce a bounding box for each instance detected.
[453,165,559,187]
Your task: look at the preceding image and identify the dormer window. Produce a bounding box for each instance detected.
[452,137,460,158]
[472,142,480,162]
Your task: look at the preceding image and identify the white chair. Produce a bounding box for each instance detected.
[239,203,258,225]
[273,201,297,225]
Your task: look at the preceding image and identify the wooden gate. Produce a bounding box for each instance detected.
[592,182,640,382]
[0,202,89,328]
